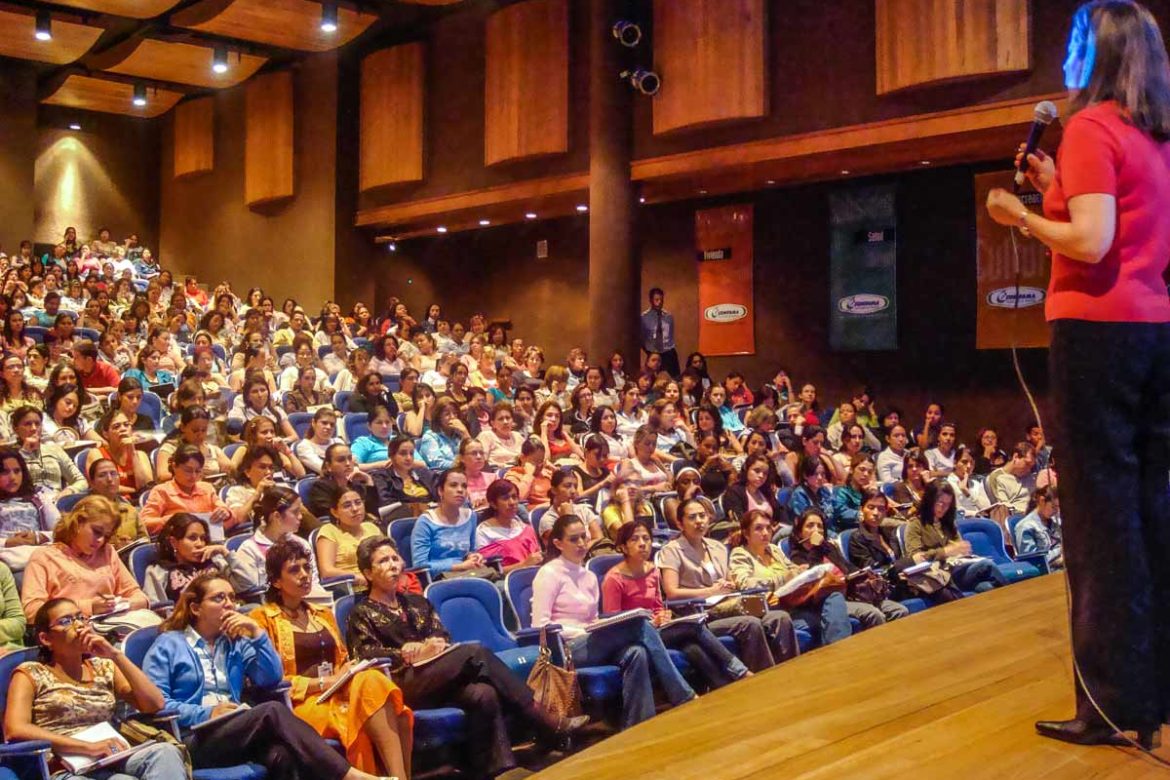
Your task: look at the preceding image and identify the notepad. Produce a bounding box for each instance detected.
[58,722,152,774]
[191,703,252,731]
[316,658,393,703]
[585,609,653,633]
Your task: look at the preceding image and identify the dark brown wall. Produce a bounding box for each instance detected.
[0,62,38,253]
[35,106,161,250]
[160,54,338,304]
[370,163,1049,441]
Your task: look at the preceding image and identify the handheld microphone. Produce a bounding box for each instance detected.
[1014,100,1059,191]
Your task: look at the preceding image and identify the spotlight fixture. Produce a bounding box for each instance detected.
[387,241,397,252]
[612,20,642,47]
[34,10,52,41]
[212,46,229,74]
[840,169,850,175]
[621,68,660,96]
[699,189,708,195]
[320,2,339,33]
[68,122,81,131]
[478,219,491,226]
[436,226,448,234]
[766,179,776,185]
[919,160,931,166]
[525,212,538,220]
[132,84,148,107]
[639,197,645,204]
[575,204,588,213]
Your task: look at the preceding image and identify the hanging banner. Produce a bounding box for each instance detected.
[974,171,1052,349]
[829,185,897,351]
[696,204,755,356]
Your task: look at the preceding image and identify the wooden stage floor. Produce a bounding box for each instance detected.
[534,574,1170,779]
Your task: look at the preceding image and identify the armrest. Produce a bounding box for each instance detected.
[245,680,292,707]
[485,556,504,576]
[321,575,356,597]
[0,740,52,757]
[665,598,705,614]
[406,566,432,590]
[237,586,267,603]
[514,625,561,647]
[1013,551,1050,575]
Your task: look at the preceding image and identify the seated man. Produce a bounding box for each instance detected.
[72,339,120,398]
[986,441,1037,515]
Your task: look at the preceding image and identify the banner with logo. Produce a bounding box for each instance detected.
[974,171,1051,349]
[696,204,755,356]
[829,185,897,351]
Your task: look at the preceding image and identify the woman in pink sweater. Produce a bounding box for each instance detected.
[21,495,149,620]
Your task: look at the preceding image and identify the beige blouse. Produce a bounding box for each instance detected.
[18,658,116,736]
[729,544,800,591]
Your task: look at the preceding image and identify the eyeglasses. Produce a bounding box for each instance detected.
[49,613,91,631]
[202,592,236,605]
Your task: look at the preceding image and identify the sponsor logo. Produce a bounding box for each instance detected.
[837,294,890,315]
[703,304,748,323]
[986,286,1045,309]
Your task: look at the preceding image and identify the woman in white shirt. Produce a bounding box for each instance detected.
[946,444,991,517]
[614,384,647,443]
[477,402,525,469]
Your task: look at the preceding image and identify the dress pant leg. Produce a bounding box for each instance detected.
[762,610,799,662]
[187,701,350,780]
[707,616,775,672]
[1049,320,1163,728]
[878,599,909,621]
[846,599,888,629]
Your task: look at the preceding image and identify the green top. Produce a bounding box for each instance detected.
[0,561,27,649]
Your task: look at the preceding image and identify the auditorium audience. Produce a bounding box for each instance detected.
[144,512,246,603]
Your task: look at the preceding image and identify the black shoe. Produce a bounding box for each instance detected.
[1036,719,1161,750]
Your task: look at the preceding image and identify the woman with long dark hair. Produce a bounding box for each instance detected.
[906,480,1007,595]
[985,0,1170,748]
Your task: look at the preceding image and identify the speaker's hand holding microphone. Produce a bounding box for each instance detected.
[1015,143,1056,195]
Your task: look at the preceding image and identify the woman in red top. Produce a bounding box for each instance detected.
[601,519,748,690]
[986,0,1170,750]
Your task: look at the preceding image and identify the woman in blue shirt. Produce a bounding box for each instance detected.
[143,572,388,780]
[350,403,395,470]
[417,398,467,470]
[410,470,483,579]
[705,384,745,436]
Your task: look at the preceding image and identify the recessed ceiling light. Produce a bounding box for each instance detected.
[920,160,931,166]
[478,219,491,226]
[840,169,851,175]
[699,189,708,195]
[524,212,538,220]
[68,122,81,131]
[387,242,397,252]
[436,226,447,234]
[320,2,339,33]
[576,204,588,212]
[639,197,646,204]
[34,11,51,41]
[212,46,229,74]
[132,84,147,107]
[765,180,776,185]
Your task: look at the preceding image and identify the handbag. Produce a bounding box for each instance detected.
[772,566,848,610]
[526,627,582,719]
[705,593,767,620]
[901,561,953,594]
[118,717,193,780]
[845,568,890,606]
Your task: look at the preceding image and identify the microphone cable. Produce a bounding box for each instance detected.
[1006,223,1170,767]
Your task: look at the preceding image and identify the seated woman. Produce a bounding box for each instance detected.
[925,421,958,477]
[0,560,24,649]
[787,454,838,532]
[347,535,586,779]
[847,486,962,606]
[0,353,42,422]
[112,378,157,434]
[284,365,335,414]
[722,452,783,528]
[602,519,748,690]
[235,486,327,600]
[504,437,555,505]
[122,344,177,394]
[145,512,246,603]
[418,398,468,470]
[570,434,613,501]
[351,404,396,470]
[155,406,234,482]
[225,444,317,536]
[694,404,744,457]
[830,454,876,531]
[888,448,930,520]
[11,406,88,500]
[230,344,278,394]
[474,480,543,573]
[589,406,629,463]
[229,416,306,480]
[84,408,154,496]
[649,399,693,461]
[704,385,745,437]
[786,507,908,629]
[143,574,389,780]
[533,513,696,728]
[728,509,852,646]
[140,445,235,537]
[830,422,870,480]
[0,447,58,574]
[659,498,799,672]
[331,346,372,395]
[477,402,525,469]
[1013,484,1062,570]
[617,425,672,494]
[20,495,150,621]
[906,480,1008,593]
[316,486,383,589]
[826,402,881,452]
[347,372,399,417]
[251,540,411,778]
[972,427,1007,477]
[377,436,435,505]
[875,423,910,485]
[401,384,435,438]
[41,383,102,446]
[294,407,343,475]
[411,470,485,580]
[946,444,992,517]
[455,438,497,510]
[4,598,185,780]
[539,469,604,547]
[536,401,583,464]
[662,466,704,531]
[229,374,297,440]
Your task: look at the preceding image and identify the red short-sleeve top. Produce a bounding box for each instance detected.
[1043,101,1170,323]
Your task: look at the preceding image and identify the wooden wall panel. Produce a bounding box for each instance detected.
[876,0,1030,94]
[173,98,214,178]
[360,44,424,192]
[652,0,768,135]
[484,0,569,165]
[244,70,294,206]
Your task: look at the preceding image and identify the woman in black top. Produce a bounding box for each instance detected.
[347,372,399,417]
[345,536,587,779]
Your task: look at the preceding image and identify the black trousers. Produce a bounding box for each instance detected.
[396,643,537,779]
[1049,320,1170,729]
[186,701,350,780]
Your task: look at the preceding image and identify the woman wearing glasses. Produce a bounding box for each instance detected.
[3,597,185,780]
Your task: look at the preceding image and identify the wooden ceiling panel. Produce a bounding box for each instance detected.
[97,38,267,89]
[172,0,377,52]
[42,74,184,118]
[50,0,184,18]
[0,9,102,65]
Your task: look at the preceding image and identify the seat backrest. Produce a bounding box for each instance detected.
[123,626,161,668]
[334,594,356,639]
[343,413,369,444]
[896,522,907,553]
[504,565,541,629]
[24,325,47,344]
[958,518,1010,565]
[425,578,516,652]
[223,442,243,460]
[0,647,40,739]
[226,532,252,554]
[1005,513,1026,547]
[77,327,100,342]
[383,375,401,393]
[779,536,791,557]
[838,529,854,557]
[288,412,313,439]
[139,391,163,428]
[129,543,160,587]
[317,345,332,359]
[296,477,315,506]
[57,490,89,514]
[586,554,622,586]
[530,505,549,536]
[388,517,416,568]
[881,482,898,500]
[776,487,793,508]
[334,391,353,413]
